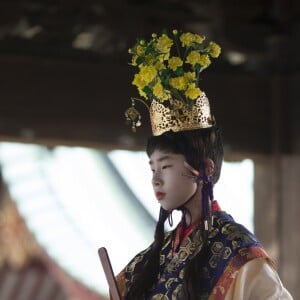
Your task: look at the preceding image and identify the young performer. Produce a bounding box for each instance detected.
[116,30,293,299]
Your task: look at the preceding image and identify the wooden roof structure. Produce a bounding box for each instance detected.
[0,0,299,154]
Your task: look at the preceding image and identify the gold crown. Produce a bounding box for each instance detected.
[125,92,215,135]
[125,30,221,135]
[149,92,215,136]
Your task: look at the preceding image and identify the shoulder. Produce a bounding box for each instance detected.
[223,258,293,299]
[213,210,261,248]
[212,257,293,299]
[115,244,153,297]
[210,212,293,299]
[123,229,173,273]
[210,211,270,270]
[125,243,153,272]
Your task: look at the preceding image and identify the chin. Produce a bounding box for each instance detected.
[161,203,176,211]
[160,203,169,210]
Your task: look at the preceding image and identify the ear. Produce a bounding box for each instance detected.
[204,158,215,177]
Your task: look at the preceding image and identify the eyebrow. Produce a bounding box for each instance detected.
[149,155,174,165]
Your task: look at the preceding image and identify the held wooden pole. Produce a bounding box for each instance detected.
[98,247,121,300]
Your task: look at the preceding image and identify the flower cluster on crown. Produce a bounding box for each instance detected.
[125,30,221,132]
[128,29,221,105]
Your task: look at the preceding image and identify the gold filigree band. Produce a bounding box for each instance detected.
[150,92,215,136]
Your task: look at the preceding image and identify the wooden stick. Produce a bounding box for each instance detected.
[98,247,121,300]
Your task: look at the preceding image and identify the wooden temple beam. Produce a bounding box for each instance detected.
[0,54,299,154]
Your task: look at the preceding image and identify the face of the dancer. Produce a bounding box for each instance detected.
[149,149,198,211]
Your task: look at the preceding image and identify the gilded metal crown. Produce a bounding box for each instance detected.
[125,92,215,135]
[150,92,215,136]
[125,30,221,136]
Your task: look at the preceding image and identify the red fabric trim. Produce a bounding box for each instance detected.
[172,219,199,254]
[210,246,269,299]
[172,200,221,254]
[212,200,221,212]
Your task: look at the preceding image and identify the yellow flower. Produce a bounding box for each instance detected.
[138,88,147,99]
[198,54,211,68]
[186,51,201,66]
[208,41,221,58]
[129,30,222,106]
[145,54,155,65]
[153,81,169,101]
[185,84,202,100]
[155,61,165,71]
[169,76,187,91]
[161,52,170,61]
[168,56,183,71]
[155,34,173,53]
[184,72,196,82]
[194,34,205,44]
[180,32,195,46]
[153,81,164,99]
[132,73,147,89]
[139,65,157,84]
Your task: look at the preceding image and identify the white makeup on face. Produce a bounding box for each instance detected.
[149,149,198,211]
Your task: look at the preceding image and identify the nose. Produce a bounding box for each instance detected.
[152,172,162,187]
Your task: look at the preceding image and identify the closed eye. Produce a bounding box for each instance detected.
[162,165,172,169]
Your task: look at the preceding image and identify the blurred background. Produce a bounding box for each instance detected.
[0,0,299,299]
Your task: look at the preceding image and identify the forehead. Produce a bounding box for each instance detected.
[149,149,185,164]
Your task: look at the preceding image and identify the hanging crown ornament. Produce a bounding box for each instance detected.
[125,29,221,136]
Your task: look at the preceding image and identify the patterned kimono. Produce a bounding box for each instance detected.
[115,204,270,299]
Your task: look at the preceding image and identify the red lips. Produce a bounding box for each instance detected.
[155,192,165,200]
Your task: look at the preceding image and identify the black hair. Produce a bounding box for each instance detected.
[126,126,224,299]
[146,126,223,183]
